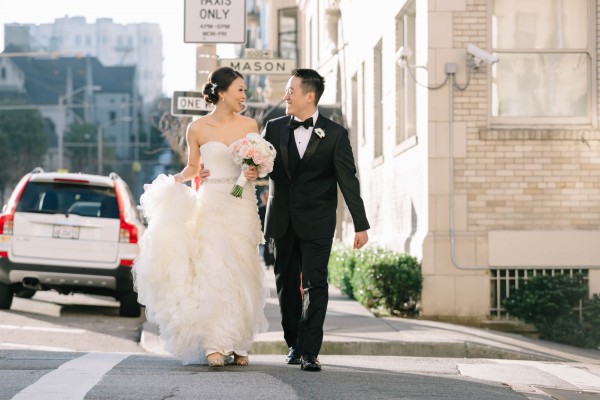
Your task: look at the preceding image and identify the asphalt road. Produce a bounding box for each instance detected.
[2,290,599,399]
[2,351,527,400]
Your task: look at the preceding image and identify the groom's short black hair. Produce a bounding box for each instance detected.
[291,69,325,105]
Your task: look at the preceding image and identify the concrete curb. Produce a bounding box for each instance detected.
[251,340,564,361]
[140,321,565,362]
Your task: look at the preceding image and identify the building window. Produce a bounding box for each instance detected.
[1,66,6,80]
[395,3,416,145]
[373,40,383,159]
[491,0,594,125]
[278,8,298,59]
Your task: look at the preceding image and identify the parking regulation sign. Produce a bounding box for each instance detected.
[184,0,246,43]
[171,91,210,117]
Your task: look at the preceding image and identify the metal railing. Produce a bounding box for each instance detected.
[490,268,589,319]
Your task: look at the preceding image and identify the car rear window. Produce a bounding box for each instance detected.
[16,182,120,219]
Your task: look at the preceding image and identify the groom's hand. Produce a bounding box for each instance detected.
[353,231,368,249]
[198,163,210,183]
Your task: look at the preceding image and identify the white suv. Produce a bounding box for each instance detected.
[0,168,145,317]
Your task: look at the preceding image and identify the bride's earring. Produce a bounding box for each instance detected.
[221,96,225,102]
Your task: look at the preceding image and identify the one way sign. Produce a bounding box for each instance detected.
[171,91,210,117]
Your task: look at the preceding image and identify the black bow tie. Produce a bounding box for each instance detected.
[290,118,313,130]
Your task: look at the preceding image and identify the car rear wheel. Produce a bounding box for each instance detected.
[0,283,14,309]
[119,291,141,317]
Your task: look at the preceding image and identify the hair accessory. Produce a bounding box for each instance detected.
[210,83,218,94]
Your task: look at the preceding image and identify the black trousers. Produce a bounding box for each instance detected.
[273,224,333,357]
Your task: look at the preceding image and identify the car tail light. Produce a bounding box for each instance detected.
[119,259,134,267]
[0,214,14,235]
[119,220,139,243]
[0,173,31,235]
[114,182,139,244]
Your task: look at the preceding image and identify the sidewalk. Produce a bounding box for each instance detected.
[140,266,600,364]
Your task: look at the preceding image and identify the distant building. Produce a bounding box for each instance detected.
[0,47,137,173]
[4,16,162,104]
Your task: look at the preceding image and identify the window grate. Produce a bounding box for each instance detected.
[489,268,589,319]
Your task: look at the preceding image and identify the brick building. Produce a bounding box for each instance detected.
[288,0,600,323]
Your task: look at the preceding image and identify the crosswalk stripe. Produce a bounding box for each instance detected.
[11,352,130,400]
[0,324,86,334]
[0,342,75,352]
[523,364,600,392]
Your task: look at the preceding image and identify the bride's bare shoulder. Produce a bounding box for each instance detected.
[237,114,259,132]
[187,115,214,139]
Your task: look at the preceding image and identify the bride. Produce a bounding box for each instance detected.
[133,67,268,367]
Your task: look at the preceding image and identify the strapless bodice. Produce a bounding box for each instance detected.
[200,141,240,179]
[200,141,255,200]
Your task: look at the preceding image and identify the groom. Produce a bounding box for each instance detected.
[262,69,370,371]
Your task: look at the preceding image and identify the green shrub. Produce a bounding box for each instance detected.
[328,245,422,316]
[503,273,600,348]
[583,294,600,347]
[327,243,356,298]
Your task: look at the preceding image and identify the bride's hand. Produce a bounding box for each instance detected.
[243,165,258,181]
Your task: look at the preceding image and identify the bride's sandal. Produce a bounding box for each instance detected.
[234,354,249,366]
[207,353,224,368]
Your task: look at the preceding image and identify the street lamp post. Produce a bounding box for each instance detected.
[57,85,101,170]
[97,117,132,175]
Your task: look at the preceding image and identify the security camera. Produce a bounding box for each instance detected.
[467,44,498,66]
[395,46,413,67]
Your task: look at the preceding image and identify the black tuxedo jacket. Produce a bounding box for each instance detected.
[262,114,370,240]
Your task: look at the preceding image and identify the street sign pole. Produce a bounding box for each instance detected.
[196,44,217,100]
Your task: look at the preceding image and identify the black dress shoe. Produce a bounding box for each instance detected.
[286,347,301,365]
[300,355,321,371]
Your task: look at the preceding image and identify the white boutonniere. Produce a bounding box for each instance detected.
[314,128,325,139]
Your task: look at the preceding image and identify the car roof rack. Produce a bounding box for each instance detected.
[31,167,44,174]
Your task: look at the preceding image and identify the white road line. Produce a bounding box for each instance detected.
[0,343,75,352]
[494,360,600,392]
[0,324,86,334]
[459,361,600,394]
[11,352,130,400]
[528,364,600,392]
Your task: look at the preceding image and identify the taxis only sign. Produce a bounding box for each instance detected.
[184,0,246,43]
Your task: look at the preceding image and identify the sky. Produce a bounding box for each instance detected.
[0,0,235,95]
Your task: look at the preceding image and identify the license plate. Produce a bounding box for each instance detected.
[53,225,80,239]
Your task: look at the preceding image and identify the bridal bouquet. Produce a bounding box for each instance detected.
[230,133,276,198]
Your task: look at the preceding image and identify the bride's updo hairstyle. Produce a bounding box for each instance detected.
[202,67,244,105]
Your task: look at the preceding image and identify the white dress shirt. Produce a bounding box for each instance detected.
[292,109,319,158]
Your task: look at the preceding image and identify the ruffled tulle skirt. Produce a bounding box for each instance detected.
[133,174,268,364]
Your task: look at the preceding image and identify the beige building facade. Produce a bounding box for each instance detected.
[273,0,600,323]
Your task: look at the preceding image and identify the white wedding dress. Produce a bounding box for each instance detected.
[133,141,268,365]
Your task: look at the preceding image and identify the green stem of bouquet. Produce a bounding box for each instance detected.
[230,185,244,198]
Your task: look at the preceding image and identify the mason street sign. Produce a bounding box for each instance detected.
[184,0,246,43]
[218,58,296,75]
[171,91,210,117]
